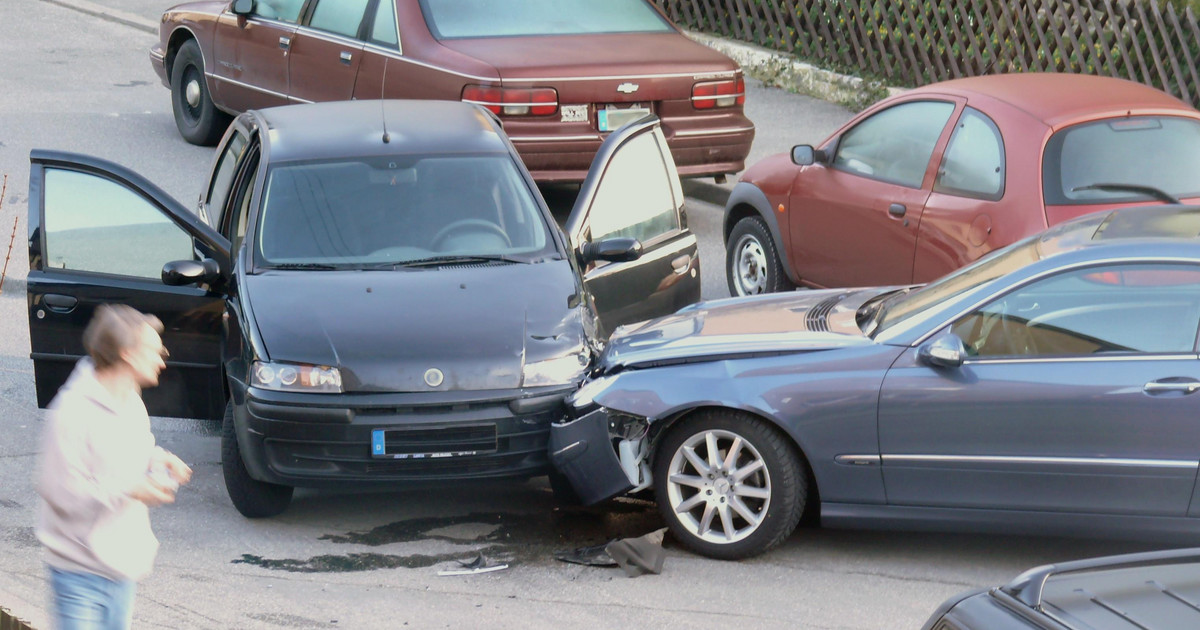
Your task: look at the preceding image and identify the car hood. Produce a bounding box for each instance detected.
[441,32,738,85]
[244,261,585,392]
[600,287,891,370]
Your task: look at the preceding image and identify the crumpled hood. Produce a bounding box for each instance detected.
[601,288,891,370]
[244,262,584,392]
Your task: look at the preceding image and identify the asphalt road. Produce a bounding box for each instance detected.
[0,2,1164,629]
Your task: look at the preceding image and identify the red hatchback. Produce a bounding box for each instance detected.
[149,0,754,182]
[723,73,1200,294]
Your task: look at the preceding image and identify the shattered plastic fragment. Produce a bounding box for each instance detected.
[554,542,618,567]
[437,552,509,576]
[605,528,666,577]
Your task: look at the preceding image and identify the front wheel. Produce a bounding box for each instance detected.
[170,39,230,145]
[726,216,794,296]
[653,410,806,559]
[222,401,293,518]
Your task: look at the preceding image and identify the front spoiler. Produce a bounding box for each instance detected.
[548,407,634,505]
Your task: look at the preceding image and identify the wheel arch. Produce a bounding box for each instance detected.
[723,182,800,285]
[164,26,201,81]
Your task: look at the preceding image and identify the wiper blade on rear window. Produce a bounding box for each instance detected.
[266,263,340,270]
[1072,183,1180,204]
[394,254,527,268]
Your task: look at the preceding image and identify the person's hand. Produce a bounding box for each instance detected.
[153,449,193,486]
[128,476,177,507]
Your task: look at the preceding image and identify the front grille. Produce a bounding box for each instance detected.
[378,424,497,456]
[804,294,845,332]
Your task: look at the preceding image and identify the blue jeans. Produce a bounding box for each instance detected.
[47,567,136,630]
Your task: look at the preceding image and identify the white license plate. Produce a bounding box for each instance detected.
[560,105,589,123]
[598,106,650,132]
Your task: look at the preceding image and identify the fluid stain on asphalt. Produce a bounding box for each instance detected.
[234,498,664,573]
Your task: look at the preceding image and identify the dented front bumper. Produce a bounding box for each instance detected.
[548,407,635,505]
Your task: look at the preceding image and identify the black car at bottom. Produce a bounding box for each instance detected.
[924,548,1200,630]
[26,99,700,517]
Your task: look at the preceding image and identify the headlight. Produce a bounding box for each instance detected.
[522,348,589,387]
[251,361,342,393]
[568,373,618,410]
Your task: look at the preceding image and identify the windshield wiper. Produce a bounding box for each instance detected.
[266,263,340,270]
[393,254,527,268]
[1072,183,1180,204]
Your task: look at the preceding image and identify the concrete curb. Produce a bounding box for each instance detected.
[40,0,157,34]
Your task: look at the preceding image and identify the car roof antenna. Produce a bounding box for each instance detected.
[380,57,391,144]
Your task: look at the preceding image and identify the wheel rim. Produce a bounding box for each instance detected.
[665,429,772,545]
[180,65,203,123]
[733,234,768,295]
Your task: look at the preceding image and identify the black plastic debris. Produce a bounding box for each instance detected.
[554,542,618,567]
[437,552,508,576]
[605,528,666,577]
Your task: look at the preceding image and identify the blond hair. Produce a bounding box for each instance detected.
[82,304,164,371]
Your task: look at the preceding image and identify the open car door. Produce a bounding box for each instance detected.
[564,116,700,337]
[27,150,229,420]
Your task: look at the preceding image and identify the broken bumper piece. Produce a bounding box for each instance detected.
[548,407,634,505]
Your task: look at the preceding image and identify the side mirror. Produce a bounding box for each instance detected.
[579,237,642,264]
[918,334,967,369]
[163,258,222,286]
[791,145,827,166]
[231,0,254,15]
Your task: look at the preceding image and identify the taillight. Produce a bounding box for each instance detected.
[692,77,745,109]
[462,85,558,116]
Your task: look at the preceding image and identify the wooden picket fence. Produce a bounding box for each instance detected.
[655,0,1200,108]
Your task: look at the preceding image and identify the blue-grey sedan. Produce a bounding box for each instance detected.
[551,204,1200,559]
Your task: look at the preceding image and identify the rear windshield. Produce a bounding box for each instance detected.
[255,155,555,267]
[419,0,673,39]
[1043,115,1200,205]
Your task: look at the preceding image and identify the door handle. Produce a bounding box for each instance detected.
[43,294,78,313]
[1143,380,1200,395]
[339,51,353,65]
[671,254,692,275]
[279,36,290,50]
[887,203,907,217]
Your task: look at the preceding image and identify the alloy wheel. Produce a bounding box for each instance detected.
[664,429,772,544]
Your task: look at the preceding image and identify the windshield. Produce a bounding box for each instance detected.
[255,155,555,268]
[1043,116,1200,205]
[419,0,673,39]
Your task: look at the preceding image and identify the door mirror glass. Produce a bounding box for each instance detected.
[231,0,254,15]
[43,169,193,279]
[162,258,221,286]
[919,334,967,368]
[792,145,816,166]
[580,237,642,264]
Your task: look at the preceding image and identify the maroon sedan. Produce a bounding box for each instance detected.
[149,0,754,182]
[723,73,1200,295]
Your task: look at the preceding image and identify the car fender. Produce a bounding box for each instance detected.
[723,181,800,285]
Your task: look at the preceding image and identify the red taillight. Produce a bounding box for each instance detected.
[692,77,745,109]
[462,85,558,116]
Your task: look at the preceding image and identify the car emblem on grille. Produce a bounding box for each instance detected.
[424,368,444,387]
[617,82,639,94]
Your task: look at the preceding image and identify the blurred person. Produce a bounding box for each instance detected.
[34,304,192,630]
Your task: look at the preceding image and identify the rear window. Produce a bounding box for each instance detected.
[418,0,673,39]
[1043,116,1200,205]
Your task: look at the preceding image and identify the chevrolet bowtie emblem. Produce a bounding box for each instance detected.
[617,82,639,94]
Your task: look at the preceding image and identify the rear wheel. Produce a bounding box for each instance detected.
[654,410,805,559]
[726,216,794,296]
[222,401,293,518]
[170,39,230,145]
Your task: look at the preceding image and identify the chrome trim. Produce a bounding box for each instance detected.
[899,256,1200,347]
[882,454,1198,469]
[463,99,560,108]
[149,49,165,62]
[294,25,363,49]
[207,72,288,100]
[963,353,1200,365]
[835,455,880,466]
[508,134,602,142]
[673,125,756,138]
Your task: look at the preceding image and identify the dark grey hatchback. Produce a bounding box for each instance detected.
[26,99,699,517]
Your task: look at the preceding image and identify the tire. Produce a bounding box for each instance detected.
[170,39,231,146]
[222,401,293,518]
[653,410,805,560]
[726,215,794,296]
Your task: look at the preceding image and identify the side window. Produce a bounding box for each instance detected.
[206,130,249,227]
[833,101,955,189]
[368,0,398,47]
[308,0,372,38]
[251,0,305,23]
[950,264,1200,358]
[587,129,680,245]
[43,169,193,279]
[934,108,1005,200]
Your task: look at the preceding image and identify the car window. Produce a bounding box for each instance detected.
[586,130,680,244]
[42,169,193,279]
[207,129,249,229]
[1044,116,1200,205]
[256,155,554,266]
[308,0,371,38]
[419,0,672,38]
[950,264,1200,357]
[226,148,262,254]
[250,0,305,23]
[934,107,1004,200]
[368,0,398,47]
[833,100,955,189]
